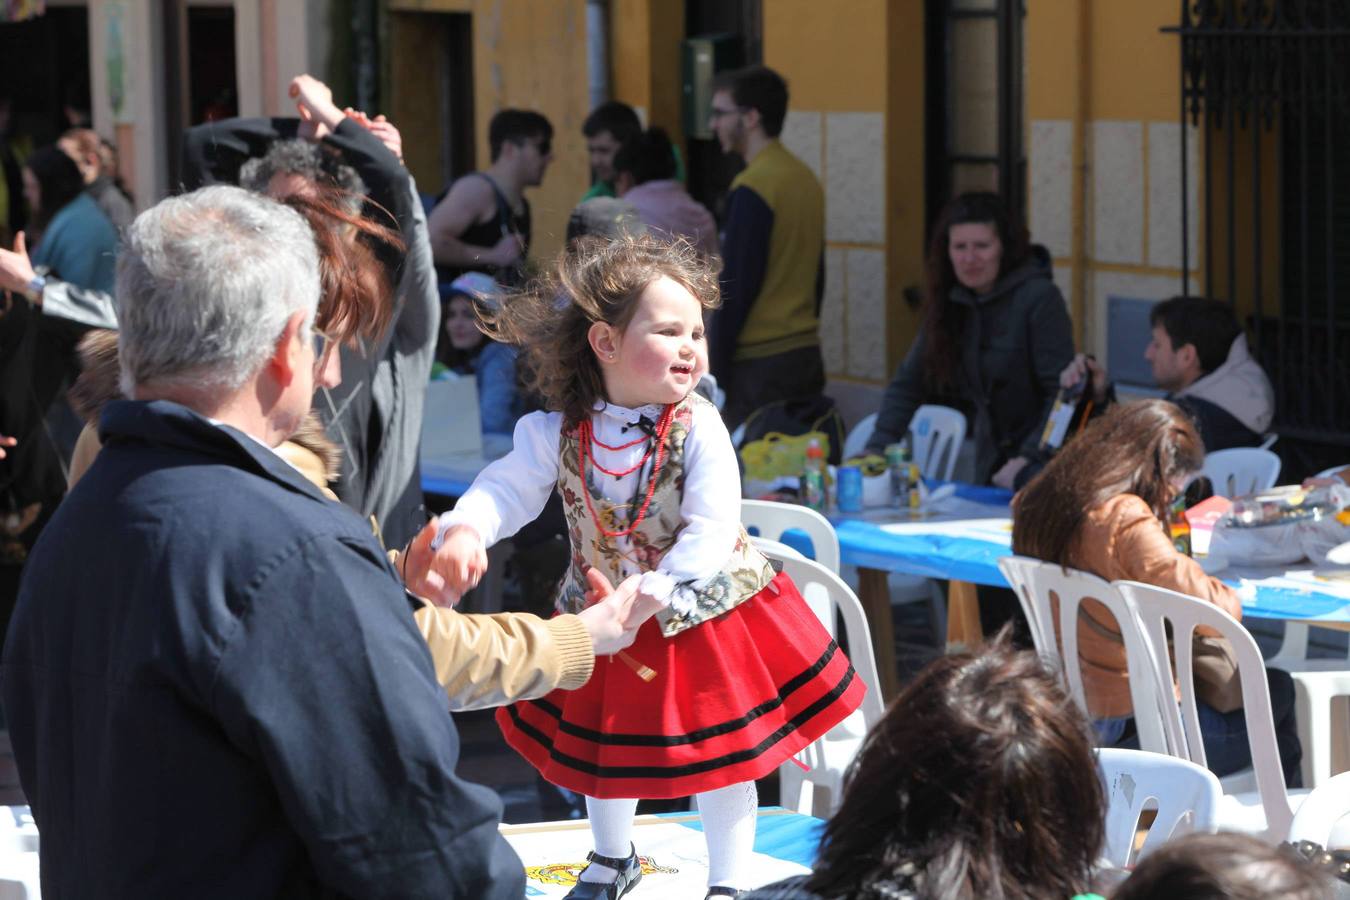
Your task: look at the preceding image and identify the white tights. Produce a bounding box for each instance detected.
[579,781,758,889]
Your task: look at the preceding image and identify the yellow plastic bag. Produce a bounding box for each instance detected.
[740,430,833,482]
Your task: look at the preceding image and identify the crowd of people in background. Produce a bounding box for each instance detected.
[0,55,1345,900]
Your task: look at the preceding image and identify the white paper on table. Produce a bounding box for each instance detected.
[501,813,812,898]
[878,517,1013,545]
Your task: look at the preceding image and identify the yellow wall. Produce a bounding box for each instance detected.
[885,0,928,376]
[762,0,924,381]
[1027,0,1282,368]
[1026,0,1194,357]
[609,0,685,148]
[389,0,592,266]
[765,0,886,113]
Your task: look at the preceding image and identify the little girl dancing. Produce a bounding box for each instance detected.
[408,235,865,899]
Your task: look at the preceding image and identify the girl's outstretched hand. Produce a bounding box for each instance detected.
[402,521,487,607]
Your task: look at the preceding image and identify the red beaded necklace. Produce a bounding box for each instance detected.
[576,404,676,538]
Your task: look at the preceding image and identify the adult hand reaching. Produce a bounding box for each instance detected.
[0,435,15,460]
[1059,353,1108,404]
[290,74,345,141]
[991,455,1029,490]
[581,567,665,632]
[0,232,38,301]
[575,571,645,656]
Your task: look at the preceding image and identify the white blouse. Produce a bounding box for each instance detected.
[435,399,744,612]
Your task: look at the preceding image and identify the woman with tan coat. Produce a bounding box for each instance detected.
[1012,399,1301,785]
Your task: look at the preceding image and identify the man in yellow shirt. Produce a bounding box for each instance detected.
[707,66,826,429]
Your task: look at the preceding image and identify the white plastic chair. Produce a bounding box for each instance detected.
[1114,580,1310,841]
[997,557,1172,755]
[740,499,840,572]
[841,412,877,461]
[909,405,966,482]
[1266,626,1350,789]
[1097,748,1222,868]
[839,405,966,482]
[757,547,885,817]
[1199,447,1281,498]
[1288,770,1350,849]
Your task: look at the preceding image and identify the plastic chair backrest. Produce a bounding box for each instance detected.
[1289,771,1350,845]
[1097,747,1222,868]
[998,556,1172,755]
[758,547,886,730]
[909,405,967,481]
[1200,447,1281,499]
[842,413,877,461]
[740,499,841,572]
[1113,580,1293,840]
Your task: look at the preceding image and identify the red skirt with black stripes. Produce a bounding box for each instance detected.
[495,570,867,799]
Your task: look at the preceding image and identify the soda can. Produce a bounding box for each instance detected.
[836,465,863,512]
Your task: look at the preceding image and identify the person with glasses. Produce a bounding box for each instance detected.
[428,108,554,288]
[706,65,827,430]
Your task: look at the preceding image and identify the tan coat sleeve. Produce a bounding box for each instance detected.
[67,424,103,489]
[412,601,595,711]
[1111,498,1243,624]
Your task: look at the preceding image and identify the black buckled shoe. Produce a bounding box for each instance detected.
[562,844,642,899]
[705,888,741,899]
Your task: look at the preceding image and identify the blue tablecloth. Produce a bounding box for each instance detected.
[828,496,1350,625]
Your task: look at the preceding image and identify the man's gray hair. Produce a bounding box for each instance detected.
[239,139,367,215]
[117,185,321,395]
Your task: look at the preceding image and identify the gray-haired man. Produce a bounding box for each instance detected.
[1,185,525,898]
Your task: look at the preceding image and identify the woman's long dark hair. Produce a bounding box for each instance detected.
[25,144,86,232]
[806,634,1104,900]
[1012,399,1205,566]
[921,192,1029,390]
[435,292,489,372]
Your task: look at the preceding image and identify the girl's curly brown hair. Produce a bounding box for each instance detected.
[485,234,721,425]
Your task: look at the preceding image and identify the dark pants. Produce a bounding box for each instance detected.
[1102,666,1303,788]
[721,344,827,432]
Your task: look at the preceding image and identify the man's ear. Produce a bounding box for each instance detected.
[742,106,762,134]
[589,321,619,364]
[269,310,310,387]
[1178,341,1201,375]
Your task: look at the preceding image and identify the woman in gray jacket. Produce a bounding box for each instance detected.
[864,192,1074,489]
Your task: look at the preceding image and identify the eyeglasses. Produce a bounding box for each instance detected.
[311,328,336,377]
[708,106,744,122]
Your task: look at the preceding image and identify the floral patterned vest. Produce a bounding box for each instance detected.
[555,393,776,637]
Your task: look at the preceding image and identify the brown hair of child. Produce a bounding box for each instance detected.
[485,233,721,425]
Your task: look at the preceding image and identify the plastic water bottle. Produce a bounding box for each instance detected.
[801,438,828,512]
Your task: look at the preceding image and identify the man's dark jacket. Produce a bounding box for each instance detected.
[1,400,524,899]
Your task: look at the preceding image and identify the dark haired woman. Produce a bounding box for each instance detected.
[863,192,1073,490]
[743,636,1107,900]
[432,271,524,436]
[1013,399,1301,785]
[23,144,117,294]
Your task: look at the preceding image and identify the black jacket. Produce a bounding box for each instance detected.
[1,400,524,899]
[865,259,1074,484]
